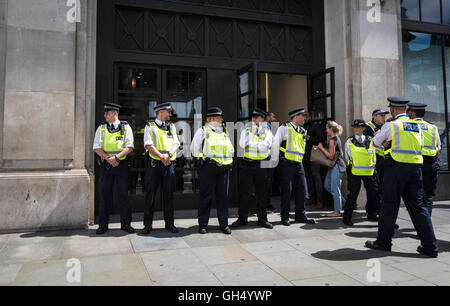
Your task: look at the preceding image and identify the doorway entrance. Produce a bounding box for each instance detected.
[97,64,206,216]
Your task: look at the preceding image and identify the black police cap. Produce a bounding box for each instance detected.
[104,102,121,112]
[289,107,306,118]
[372,109,389,117]
[251,108,267,118]
[154,102,173,112]
[352,119,367,127]
[206,107,224,117]
[407,102,428,110]
[387,97,410,107]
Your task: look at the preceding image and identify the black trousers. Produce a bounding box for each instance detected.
[198,163,231,229]
[144,160,175,226]
[98,161,132,227]
[278,159,308,221]
[238,161,269,222]
[344,171,381,219]
[377,161,438,255]
[422,159,438,216]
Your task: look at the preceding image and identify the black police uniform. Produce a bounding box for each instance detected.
[96,103,133,234]
[232,108,273,229]
[365,97,438,258]
[143,103,178,233]
[343,120,381,226]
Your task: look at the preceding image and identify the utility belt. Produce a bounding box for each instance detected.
[196,157,231,168]
[243,157,270,167]
[384,154,422,167]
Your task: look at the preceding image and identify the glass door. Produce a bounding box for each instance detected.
[308,67,335,125]
[237,63,258,122]
[110,63,206,213]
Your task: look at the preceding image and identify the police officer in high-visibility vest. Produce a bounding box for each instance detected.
[272,107,315,226]
[365,97,438,258]
[343,119,381,226]
[142,103,180,235]
[232,108,274,229]
[407,102,442,216]
[191,107,235,235]
[93,102,135,235]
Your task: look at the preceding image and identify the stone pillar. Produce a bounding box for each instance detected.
[0,0,95,232]
[325,0,404,209]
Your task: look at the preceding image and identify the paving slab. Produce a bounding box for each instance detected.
[81,254,152,286]
[182,232,240,248]
[240,240,295,255]
[209,261,292,286]
[0,264,22,284]
[292,274,364,286]
[231,227,287,244]
[129,232,190,253]
[63,235,133,259]
[191,244,257,266]
[254,250,338,281]
[389,259,450,285]
[12,259,77,286]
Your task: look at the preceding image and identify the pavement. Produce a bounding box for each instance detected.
[1,201,450,286]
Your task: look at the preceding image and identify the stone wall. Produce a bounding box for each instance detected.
[0,0,93,232]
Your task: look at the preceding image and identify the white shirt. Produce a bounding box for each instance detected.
[271,122,304,162]
[372,113,408,147]
[239,124,273,154]
[414,118,442,151]
[93,119,134,150]
[190,123,235,158]
[144,119,180,148]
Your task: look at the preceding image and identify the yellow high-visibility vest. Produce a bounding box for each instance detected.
[389,116,423,164]
[148,122,177,161]
[367,121,385,157]
[414,119,439,157]
[244,128,271,160]
[280,123,305,163]
[346,136,376,176]
[99,123,129,161]
[199,126,233,166]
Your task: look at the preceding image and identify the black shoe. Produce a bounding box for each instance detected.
[231,219,248,228]
[96,226,108,235]
[367,214,379,222]
[295,217,316,225]
[221,226,232,235]
[281,220,291,226]
[121,224,135,234]
[141,225,152,235]
[394,224,400,230]
[365,240,391,252]
[199,228,207,234]
[343,218,354,226]
[417,245,438,258]
[257,221,273,229]
[165,224,179,233]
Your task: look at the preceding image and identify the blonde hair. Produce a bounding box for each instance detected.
[327,121,343,137]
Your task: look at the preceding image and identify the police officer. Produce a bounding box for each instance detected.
[191,107,234,234]
[407,102,441,216]
[232,108,274,229]
[343,119,381,226]
[365,97,438,258]
[93,102,135,235]
[272,107,315,226]
[142,103,180,234]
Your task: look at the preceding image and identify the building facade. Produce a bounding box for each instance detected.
[0,0,449,232]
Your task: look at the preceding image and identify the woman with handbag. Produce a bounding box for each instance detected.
[317,121,346,217]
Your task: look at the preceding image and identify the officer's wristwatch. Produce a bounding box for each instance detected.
[114,156,120,162]
[168,152,173,158]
